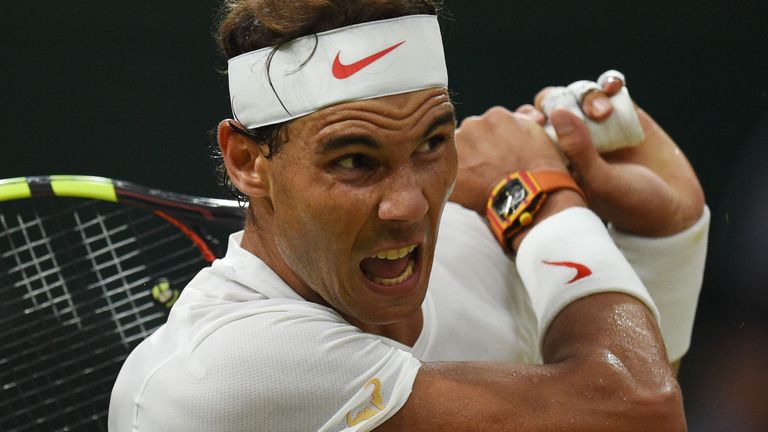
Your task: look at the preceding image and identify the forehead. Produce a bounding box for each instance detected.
[288,88,455,140]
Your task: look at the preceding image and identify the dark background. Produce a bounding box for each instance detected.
[2,0,766,430]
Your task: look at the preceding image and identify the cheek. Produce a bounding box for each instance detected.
[444,146,459,196]
[272,175,371,276]
[426,147,459,204]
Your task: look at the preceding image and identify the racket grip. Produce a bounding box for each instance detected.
[543,81,645,154]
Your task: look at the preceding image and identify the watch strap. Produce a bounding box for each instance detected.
[530,170,585,198]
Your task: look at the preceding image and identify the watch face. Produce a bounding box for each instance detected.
[492,179,527,218]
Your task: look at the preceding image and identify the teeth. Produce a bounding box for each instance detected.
[373,245,416,260]
[367,259,414,286]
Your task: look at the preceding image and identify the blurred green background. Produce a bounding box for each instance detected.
[1,1,766,430]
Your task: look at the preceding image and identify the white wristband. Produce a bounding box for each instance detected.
[516,207,660,348]
[609,206,710,362]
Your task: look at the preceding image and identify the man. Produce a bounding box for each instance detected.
[109,1,707,430]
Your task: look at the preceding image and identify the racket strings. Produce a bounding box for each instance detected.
[3,210,81,328]
[1,198,214,431]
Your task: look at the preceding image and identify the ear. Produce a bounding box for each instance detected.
[217,120,271,198]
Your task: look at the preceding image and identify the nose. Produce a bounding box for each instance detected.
[377,167,429,223]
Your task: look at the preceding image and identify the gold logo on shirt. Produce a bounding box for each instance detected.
[346,378,386,426]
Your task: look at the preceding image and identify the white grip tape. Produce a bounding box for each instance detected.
[609,206,710,362]
[543,70,645,154]
[566,80,602,101]
[516,207,660,348]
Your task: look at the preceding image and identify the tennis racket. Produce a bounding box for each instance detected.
[0,175,244,431]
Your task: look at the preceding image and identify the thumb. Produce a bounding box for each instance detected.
[550,108,610,182]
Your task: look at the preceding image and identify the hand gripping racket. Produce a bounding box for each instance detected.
[542,70,645,154]
[0,175,244,431]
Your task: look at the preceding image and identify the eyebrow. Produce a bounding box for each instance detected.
[317,135,380,155]
[316,109,457,155]
[422,110,457,140]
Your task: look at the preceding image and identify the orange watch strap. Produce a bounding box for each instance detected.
[532,171,585,200]
[485,170,586,252]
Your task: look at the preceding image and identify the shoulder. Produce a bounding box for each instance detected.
[111,299,420,431]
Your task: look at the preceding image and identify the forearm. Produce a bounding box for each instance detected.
[383,294,684,432]
[543,293,685,431]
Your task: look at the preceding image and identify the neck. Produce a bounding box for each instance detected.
[239,214,317,302]
[343,308,423,348]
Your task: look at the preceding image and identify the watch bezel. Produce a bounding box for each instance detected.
[486,171,545,248]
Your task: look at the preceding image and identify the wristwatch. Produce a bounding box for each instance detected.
[486,171,584,250]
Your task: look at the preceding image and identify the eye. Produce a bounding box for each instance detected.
[416,134,447,153]
[334,154,376,170]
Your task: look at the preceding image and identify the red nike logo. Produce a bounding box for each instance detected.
[332,41,405,79]
[542,260,593,284]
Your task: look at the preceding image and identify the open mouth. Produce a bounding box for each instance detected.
[360,244,418,287]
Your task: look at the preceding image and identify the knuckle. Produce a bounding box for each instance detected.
[458,115,480,128]
[515,103,535,113]
[483,106,513,121]
[534,86,556,107]
[585,90,609,105]
[511,112,539,129]
[582,89,604,102]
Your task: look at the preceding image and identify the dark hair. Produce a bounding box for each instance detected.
[212,0,443,201]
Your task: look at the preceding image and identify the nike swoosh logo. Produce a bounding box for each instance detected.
[332,41,405,79]
[542,260,593,284]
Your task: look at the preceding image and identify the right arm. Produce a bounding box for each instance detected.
[384,292,683,431]
[378,108,685,431]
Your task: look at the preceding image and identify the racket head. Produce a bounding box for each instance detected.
[0,175,244,431]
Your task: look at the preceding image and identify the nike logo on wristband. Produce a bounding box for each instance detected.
[332,41,405,79]
[543,260,593,284]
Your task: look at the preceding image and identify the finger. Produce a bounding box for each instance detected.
[534,86,558,113]
[550,108,614,188]
[582,91,613,121]
[601,77,624,96]
[597,70,626,90]
[516,104,547,125]
[565,80,613,122]
[598,70,626,100]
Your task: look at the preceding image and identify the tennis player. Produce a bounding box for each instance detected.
[109,1,707,430]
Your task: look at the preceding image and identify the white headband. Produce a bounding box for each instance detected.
[228,15,448,129]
